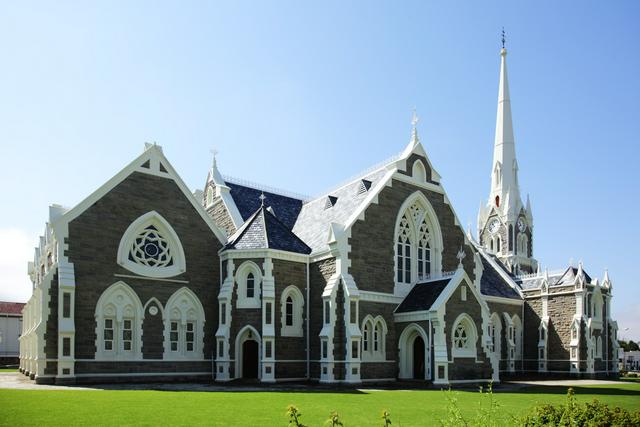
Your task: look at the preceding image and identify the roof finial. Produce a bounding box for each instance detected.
[456,246,466,267]
[411,107,419,143]
[501,27,506,49]
[259,192,266,207]
[210,148,219,168]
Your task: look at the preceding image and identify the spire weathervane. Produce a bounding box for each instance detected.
[501,27,506,49]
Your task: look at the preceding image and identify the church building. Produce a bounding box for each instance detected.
[19,45,619,385]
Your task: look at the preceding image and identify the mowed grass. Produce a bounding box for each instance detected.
[0,383,639,426]
[0,369,17,372]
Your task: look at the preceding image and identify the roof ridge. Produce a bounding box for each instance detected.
[223,174,309,201]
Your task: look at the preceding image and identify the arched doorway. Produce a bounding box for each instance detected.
[398,323,430,380]
[235,325,261,380]
[242,340,259,379]
[413,336,425,379]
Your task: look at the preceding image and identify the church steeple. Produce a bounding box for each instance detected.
[490,45,520,215]
[478,36,537,275]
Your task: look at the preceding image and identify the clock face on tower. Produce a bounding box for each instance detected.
[488,218,500,234]
[517,217,527,233]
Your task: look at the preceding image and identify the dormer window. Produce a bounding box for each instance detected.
[357,179,372,195]
[324,195,338,210]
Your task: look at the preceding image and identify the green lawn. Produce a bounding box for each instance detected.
[0,383,639,426]
[0,369,18,372]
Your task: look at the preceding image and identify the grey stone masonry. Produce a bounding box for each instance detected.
[67,171,222,372]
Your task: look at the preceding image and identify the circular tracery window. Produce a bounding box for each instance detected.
[129,225,173,267]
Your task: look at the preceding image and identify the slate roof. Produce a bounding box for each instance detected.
[479,254,522,299]
[556,266,592,285]
[395,279,451,313]
[226,182,303,230]
[224,206,311,254]
[0,302,25,315]
[292,168,388,253]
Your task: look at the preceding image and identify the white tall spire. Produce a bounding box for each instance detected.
[490,46,521,214]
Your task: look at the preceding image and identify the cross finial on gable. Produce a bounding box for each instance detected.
[210,148,219,168]
[411,108,419,127]
[456,246,466,267]
[259,192,266,207]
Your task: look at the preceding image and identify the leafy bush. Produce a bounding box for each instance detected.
[519,388,640,426]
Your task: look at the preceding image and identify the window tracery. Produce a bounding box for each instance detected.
[117,211,185,278]
[395,195,442,286]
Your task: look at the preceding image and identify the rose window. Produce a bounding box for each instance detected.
[128,225,173,267]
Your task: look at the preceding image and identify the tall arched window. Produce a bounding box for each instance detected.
[236,262,261,309]
[280,286,304,337]
[163,287,205,360]
[496,236,501,253]
[397,215,412,284]
[205,186,214,206]
[94,281,143,360]
[285,296,293,326]
[394,193,443,287]
[361,315,387,361]
[246,273,255,298]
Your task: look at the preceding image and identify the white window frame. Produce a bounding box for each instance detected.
[94,281,143,360]
[451,313,478,358]
[280,285,304,337]
[361,315,387,361]
[116,211,186,278]
[163,287,205,360]
[394,193,444,289]
[235,261,262,309]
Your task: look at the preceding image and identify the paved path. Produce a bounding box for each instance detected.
[0,372,630,392]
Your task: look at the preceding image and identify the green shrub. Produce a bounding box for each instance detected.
[519,388,640,426]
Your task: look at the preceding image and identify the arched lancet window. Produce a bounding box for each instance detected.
[94,281,143,360]
[395,193,443,287]
[117,211,186,278]
[412,160,427,182]
[451,314,478,358]
[205,186,214,206]
[396,215,412,284]
[363,322,370,352]
[163,287,205,360]
[246,273,255,298]
[517,234,529,257]
[512,315,522,360]
[361,315,387,361]
[417,219,431,279]
[489,313,501,356]
[280,285,304,337]
[236,262,261,309]
[508,225,514,251]
[496,236,501,253]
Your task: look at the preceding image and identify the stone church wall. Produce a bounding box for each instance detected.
[348,160,476,296]
[273,259,307,379]
[308,257,335,379]
[67,171,222,376]
[444,283,492,381]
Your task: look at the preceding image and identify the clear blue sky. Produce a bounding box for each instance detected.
[1,2,638,340]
